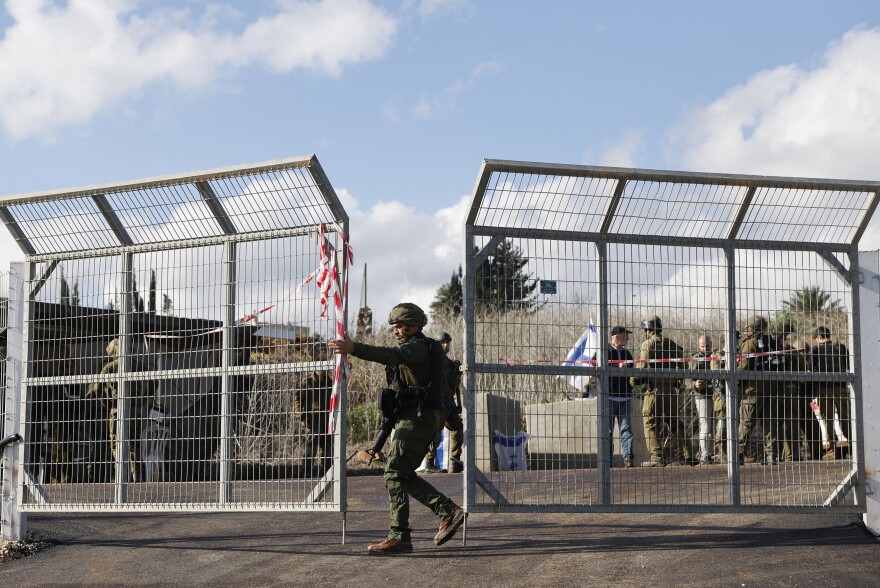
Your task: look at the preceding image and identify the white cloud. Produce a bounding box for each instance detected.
[671,24,880,251]
[0,0,398,140]
[341,188,470,326]
[598,131,644,168]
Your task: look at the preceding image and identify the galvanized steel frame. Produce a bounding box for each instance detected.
[0,155,350,515]
[463,159,880,514]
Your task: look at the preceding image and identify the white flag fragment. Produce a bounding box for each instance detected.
[559,320,599,398]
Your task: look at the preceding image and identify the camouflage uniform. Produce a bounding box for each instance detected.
[778,343,810,461]
[351,307,461,543]
[634,318,689,465]
[424,354,463,470]
[86,347,150,482]
[736,318,778,464]
[297,370,334,475]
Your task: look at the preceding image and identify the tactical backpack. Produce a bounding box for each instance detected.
[656,337,685,369]
[384,332,450,412]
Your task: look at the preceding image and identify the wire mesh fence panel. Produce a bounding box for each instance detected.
[0,156,350,512]
[464,160,878,513]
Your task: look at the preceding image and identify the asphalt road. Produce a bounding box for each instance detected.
[1,474,879,587]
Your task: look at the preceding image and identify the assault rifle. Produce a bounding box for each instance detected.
[366,388,400,465]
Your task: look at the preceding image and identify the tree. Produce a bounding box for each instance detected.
[782,286,842,313]
[161,293,174,315]
[430,239,538,317]
[60,269,80,308]
[148,270,157,314]
[131,274,145,313]
[477,240,538,313]
[430,267,463,318]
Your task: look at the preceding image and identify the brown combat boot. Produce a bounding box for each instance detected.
[367,537,413,555]
[434,507,466,546]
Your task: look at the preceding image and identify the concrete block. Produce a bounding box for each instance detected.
[474,392,522,472]
[525,398,649,469]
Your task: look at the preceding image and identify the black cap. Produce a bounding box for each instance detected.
[438,332,452,342]
[610,326,632,336]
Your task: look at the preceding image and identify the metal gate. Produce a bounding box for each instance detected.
[0,156,349,520]
[463,160,879,513]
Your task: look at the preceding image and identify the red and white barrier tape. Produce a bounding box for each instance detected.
[501,347,801,368]
[136,222,352,437]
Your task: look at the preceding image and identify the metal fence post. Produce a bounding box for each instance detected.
[2,262,27,540]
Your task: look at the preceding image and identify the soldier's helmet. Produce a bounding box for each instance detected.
[640,316,662,331]
[387,303,428,327]
[745,315,768,333]
[438,332,452,343]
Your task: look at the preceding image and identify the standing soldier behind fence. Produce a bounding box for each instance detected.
[810,326,850,460]
[49,352,91,483]
[632,316,690,467]
[420,332,463,474]
[296,369,334,477]
[777,334,810,462]
[86,338,150,482]
[736,316,779,465]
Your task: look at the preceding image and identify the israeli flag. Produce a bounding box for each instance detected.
[559,319,599,398]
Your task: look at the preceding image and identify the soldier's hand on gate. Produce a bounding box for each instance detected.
[328,333,354,355]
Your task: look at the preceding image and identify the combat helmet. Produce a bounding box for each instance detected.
[641,316,662,331]
[745,315,768,334]
[387,302,428,327]
[438,332,452,343]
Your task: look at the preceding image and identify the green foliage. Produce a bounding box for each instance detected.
[430,239,538,318]
[478,240,538,313]
[781,286,842,313]
[430,267,463,318]
[773,286,847,344]
[347,402,381,444]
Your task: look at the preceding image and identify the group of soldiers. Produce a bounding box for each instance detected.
[630,314,850,467]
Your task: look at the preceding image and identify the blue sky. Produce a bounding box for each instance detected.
[2,0,880,318]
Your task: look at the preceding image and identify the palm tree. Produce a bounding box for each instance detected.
[781,286,842,313]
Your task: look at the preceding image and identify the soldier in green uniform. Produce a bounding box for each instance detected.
[778,335,809,461]
[329,303,465,554]
[632,316,690,466]
[736,316,779,465]
[86,338,149,482]
[421,332,463,474]
[296,369,334,476]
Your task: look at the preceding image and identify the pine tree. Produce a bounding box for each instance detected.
[148,270,157,314]
[161,293,174,315]
[430,267,464,318]
[430,240,538,317]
